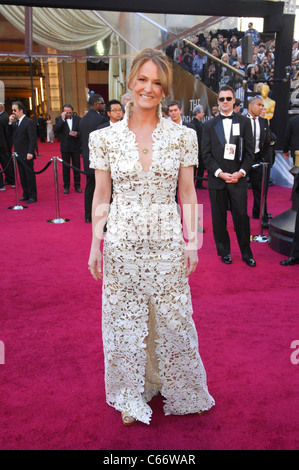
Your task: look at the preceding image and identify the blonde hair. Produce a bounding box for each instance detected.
[128,48,172,97]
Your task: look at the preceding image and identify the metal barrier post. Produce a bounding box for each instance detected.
[251,162,269,243]
[8,152,28,210]
[47,157,70,224]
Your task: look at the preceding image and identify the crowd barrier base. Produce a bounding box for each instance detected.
[8,204,28,211]
[47,217,70,224]
[8,152,28,210]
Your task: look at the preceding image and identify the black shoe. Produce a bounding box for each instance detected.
[75,187,82,193]
[243,257,256,267]
[64,188,69,194]
[27,198,37,204]
[221,254,232,264]
[280,257,299,266]
[19,197,28,201]
[262,222,270,229]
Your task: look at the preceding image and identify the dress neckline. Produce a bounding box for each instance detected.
[123,101,163,174]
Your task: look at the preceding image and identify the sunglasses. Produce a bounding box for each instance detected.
[218,97,233,102]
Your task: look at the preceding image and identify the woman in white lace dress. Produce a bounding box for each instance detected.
[88,48,214,426]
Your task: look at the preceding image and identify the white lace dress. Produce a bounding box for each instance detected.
[89,107,215,424]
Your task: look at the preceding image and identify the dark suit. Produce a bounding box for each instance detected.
[202,113,254,258]
[283,115,299,163]
[54,114,82,190]
[191,117,205,187]
[0,117,15,186]
[37,116,46,142]
[0,111,13,153]
[79,109,109,220]
[247,116,271,222]
[8,116,37,200]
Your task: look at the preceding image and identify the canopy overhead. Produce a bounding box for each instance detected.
[0,6,238,61]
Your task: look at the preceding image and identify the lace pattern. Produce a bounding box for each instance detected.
[89,106,215,424]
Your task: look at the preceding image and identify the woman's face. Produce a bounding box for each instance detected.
[131,60,163,112]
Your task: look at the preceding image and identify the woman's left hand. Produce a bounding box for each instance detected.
[184,248,198,277]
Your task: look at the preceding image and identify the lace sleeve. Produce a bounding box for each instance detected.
[89,129,110,171]
[180,127,198,167]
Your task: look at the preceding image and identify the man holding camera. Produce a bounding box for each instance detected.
[54,104,81,194]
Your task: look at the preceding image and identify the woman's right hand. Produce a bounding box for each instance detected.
[88,248,103,281]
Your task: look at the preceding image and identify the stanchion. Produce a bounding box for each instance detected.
[47,157,70,224]
[8,152,28,210]
[251,162,269,243]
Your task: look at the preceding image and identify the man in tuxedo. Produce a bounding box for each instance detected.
[54,104,82,194]
[247,96,271,228]
[0,102,15,188]
[202,85,256,266]
[79,94,108,222]
[37,114,46,142]
[8,101,37,203]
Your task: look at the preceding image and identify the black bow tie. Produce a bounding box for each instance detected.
[221,114,234,120]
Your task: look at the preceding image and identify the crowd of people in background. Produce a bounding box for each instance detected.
[165,23,299,108]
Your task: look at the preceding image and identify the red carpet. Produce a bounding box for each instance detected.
[1,141,298,450]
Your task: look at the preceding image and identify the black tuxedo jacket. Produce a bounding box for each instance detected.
[191,117,203,138]
[190,117,204,156]
[9,116,37,160]
[202,113,254,189]
[54,114,81,153]
[0,118,10,153]
[0,111,9,124]
[79,109,108,174]
[283,114,299,161]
